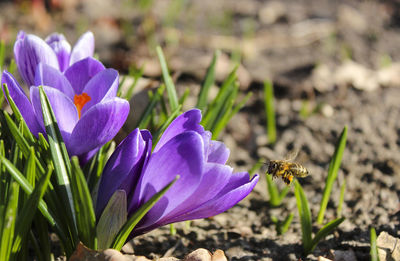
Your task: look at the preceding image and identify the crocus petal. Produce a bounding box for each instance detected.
[17,30,26,41]
[14,34,59,86]
[45,33,71,72]
[1,71,43,136]
[30,86,78,144]
[69,31,94,65]
[34,63,75,100]
[131,131,204,230]
[64,57,105,94]
[207,140,230,164]
[68,97,129,156]
[96,129,151,216]
[157,163,233,226]
[154,109,205,152]
[171,173,259,221]
[80,69,119,115]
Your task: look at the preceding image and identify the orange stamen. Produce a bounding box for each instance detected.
[74,93,91,119]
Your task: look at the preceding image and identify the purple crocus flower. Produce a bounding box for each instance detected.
[14,30,94,86]
[1,57,129,161]
[96,109,259,237]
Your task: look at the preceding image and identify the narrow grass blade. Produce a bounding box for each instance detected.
[178,87,190,106]
[212,91,252,139]
[0,182,19,261]
[370,227,379,261]
[294,180,312,253]
[248,159,263,178]
[201,65,238,129]
[137,85,165,129]
[197,50,220,111]
[264,81,276,144]
[12,164,53,254]
[152,104,182,145]
[97,190,127,250]
[0,155,55,225]
[266,174,280,207]
[337,179,346,218]
[38,86,77,234]
[3,83,35,143]
[8,59,17,75]
[280,213,294,235]
[3,112,45,174]
[111,176,179,250]
[0,40,5,70]
[169,224,176,236]
[309,217,345,253]
[125,65,144,101]
[317,126,347,224]
[31,214,51,261]
[156,46,178,111]
[70,157,97,249]
[279,186,290,203]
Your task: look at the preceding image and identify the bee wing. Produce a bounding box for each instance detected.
[284,149,299,161]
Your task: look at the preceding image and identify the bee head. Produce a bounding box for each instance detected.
[267,161,278,174]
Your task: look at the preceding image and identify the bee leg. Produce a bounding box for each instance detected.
[287,175,293,184]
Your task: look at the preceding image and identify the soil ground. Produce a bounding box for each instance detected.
[1,0,400,260]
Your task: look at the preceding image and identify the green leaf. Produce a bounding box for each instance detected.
[317,126,347,224]
[178,87,190,106]
[201,65,238,129]
[0,155,55,226]
[266,174,280,207]
[97,190,127,250]
[337,179,346,218]
[0,40,5,70]
[38,86,77,239]
[156,46,179,111]
[137,85,165,129]
[280,213,294,235]
[70,157,97,249]
[8,59,17,75]
[310,217,345,253]
[111,175,179,250]
[264,81,276,144]
[12,163,53,254]
[197,50,220,111]
[0,182,19,261]
[294,180,312,253]
[152,104,182,145]
[370,227,379,261]
[2,83,35,143]
[211,87,252,139]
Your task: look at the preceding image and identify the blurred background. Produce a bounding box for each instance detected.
[2,0,400,93]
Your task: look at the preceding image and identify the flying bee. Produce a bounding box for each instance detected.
[266,150,309,185]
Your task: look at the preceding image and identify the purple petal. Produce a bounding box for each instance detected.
[69,31,94,65]
[45,33,71,72]
[207,140,230,164]
[30,86,78,144]
[64,57,105,94]
[14,34,59,86]
[154,109,205,152]
[34,63,75,100]
[80,69,119,115]
[131,131,205,230]
[17,31,26,41]
[78,147,100,166]
[1,70,43,136]
[157,162,233,225]
[96,129,151,216]
[171,173,259,221]
[68,97,129,156]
